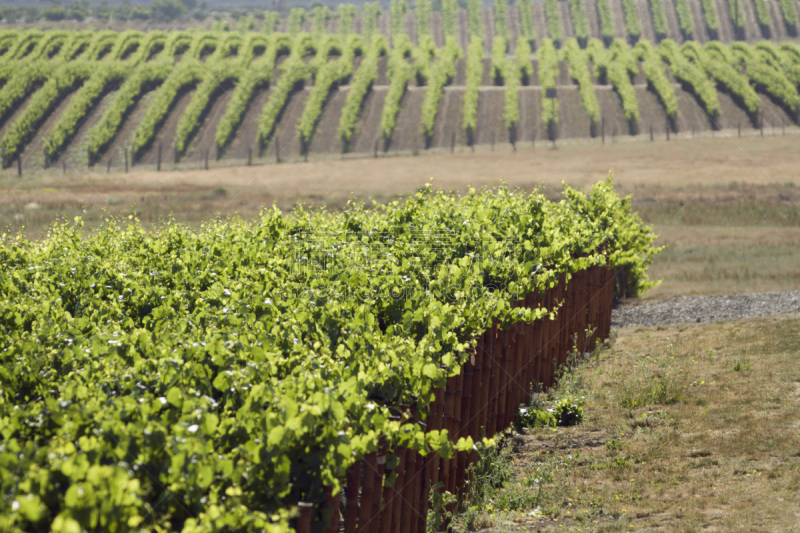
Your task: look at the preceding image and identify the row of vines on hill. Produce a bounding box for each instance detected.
[2,27,800,166]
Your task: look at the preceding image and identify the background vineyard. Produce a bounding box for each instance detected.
[0,0,799,173]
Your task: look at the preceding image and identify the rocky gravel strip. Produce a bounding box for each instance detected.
[611,291,800,329]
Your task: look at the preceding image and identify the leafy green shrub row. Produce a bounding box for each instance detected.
[753,41,784,71]
[413,34,437,85]
[462,37,483,138]
[443,0,458,39]
[568,0,590,44]
[56,31,93,61]
[753,0,773,34]
[312,5,332,38]
[256,36,315,150]
[339,34,388,145]
[380,35,413,140]
[0,60,52,129]
[726,0,746,31]
[417,0,432,39]
[28,30,69,61]
[87,61,172,162]
[779,42,800,86]
[420,36,462,141]
[700,0,720,37]
[390,0,406,44]
[564,38,599,125]
[779,0,798,30]
[591,38,640,124]
[675,0,695,39]
[494,0,509,42]
[0,31,17,58]
[544,0,562,47]
[519,0,537,46]
[516,34,533,82]
[649,0,668,41]
[217,32,244,59]
[634,40,678,120]
[732,41,799,113]
[298,35,362,147]
[214,59,276,153]
[338,4,358,38]
[539,38,560,124]
[84,30,119,61]
[492,35,507,84]
[607,39,640,123]
[288,7,307,36]
[597,0,616,42]
[686,41,760,114]
[174,63,242,156]
[43,62,128,162]
[109,30,143,60]
[622,0,643,41]
[238,33,272,66]
[188,33,219,60]
[131,61,204,160]
[1,62,92,168]
[8,29,42,60]
[0,178,660,532]
[307,33,338,76]
[262,11,280,34]
[165,31,193,57]
[173,34,264,156]
[363,2,381,41]
[658,39,720,118]
[132,30,167,62]
[504,56,520,130]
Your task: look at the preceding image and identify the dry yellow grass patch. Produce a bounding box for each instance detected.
[457,315,800,532]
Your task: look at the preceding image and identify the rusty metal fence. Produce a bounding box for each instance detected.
[295,262,616,533]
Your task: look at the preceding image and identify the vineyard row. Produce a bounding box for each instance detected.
[1,28,799,168]
[0,180,660,532]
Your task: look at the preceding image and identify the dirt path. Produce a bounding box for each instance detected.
[612,291,800,327]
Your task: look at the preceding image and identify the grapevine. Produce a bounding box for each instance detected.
[675,0,695,40]
[622,0,643,42]
[597,0,616,43]
[420,36,462,142]
[658,39,720,119]
[568,0,590,46]
[380,35,413,141]
[634,40,678,120]
[649,0,669,41]
[564,37,600,126]
[544,0,562,47]
[1,62,93,168]
[339,34,388,146]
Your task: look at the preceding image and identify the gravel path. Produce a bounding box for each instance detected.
[611,291,800,329]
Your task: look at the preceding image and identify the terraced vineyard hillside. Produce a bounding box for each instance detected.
[1,0,799,173]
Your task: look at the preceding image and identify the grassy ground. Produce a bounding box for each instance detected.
[2,135,798,297]
[450,315,800,532]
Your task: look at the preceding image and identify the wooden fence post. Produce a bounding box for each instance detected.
[297,502,313,533]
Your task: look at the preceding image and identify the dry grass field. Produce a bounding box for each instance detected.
[2,134,798,299]
[451,315,800,532]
